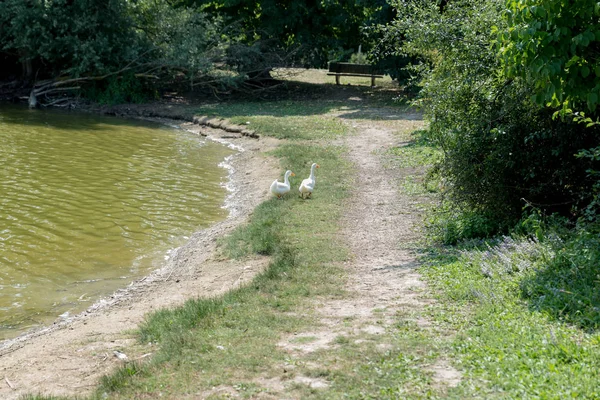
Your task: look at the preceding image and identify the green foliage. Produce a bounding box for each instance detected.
[181,0,394,68]
[131,1,224,79]
[500,0,600,113]
[349,51,369,65]
[0,0,237,102]
[384,0,600,230]
[82,72,157,105]
[0,0,138,78]
[428,204,502,245]
[364,6,420,83]
[576,147,600,221]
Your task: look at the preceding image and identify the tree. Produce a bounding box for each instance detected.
[499,0,600,113]
[0,0,138,79]
[384,0,600,232]
[0,0,235,105]
[178,0,394,67]
[499,0,600,221]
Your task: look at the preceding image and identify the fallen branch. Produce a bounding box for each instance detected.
[35,86,80,97]
[4,376,14,390]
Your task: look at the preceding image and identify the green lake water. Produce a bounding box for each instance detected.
[0,105,233,340]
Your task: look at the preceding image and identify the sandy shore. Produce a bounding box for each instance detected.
[0,119,280,399]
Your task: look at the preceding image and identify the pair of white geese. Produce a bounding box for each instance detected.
[270,162,319,199]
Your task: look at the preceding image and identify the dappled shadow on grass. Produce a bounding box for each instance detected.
[427,227,600,333]
[192,80,418,121]
[520,233,600,332]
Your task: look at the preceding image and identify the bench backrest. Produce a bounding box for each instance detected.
[328,62,373,75]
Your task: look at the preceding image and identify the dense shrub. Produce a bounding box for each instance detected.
[384,0,600,233]
[82,73,158,105]
[0,0,138,79]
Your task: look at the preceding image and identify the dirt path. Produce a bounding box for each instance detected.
[275,115,461,392]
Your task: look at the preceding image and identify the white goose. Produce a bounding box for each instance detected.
[270,170,295,199]
[299,163,319,199]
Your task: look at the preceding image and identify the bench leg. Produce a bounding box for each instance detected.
[371,76,375,87]
[335,74,340,85]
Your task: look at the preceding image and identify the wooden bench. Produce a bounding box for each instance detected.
[327,62,384,87]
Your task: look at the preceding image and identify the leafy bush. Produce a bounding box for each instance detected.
[0,0,138,78]
[82,72,157,105]
[500,0,600,114]
[349,50,368,64]
[385,0,600,233]
[427,204,502,245]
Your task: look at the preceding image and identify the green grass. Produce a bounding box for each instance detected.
[386,129,442,169]
[88,101,354,399]
[382,126,600,398]
[421,240,600,399]
[194,101,348,140]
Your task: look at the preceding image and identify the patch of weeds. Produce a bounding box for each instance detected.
[304,368,332,379]
[98,362,146,393]
[401,175,427,195]
[233,382,263,397]
[519,221,600,330]
[386,129,442,169]
[221,199,286,258]
[20,396,81,400]
[426,203,503,245]
[333,335,350,345]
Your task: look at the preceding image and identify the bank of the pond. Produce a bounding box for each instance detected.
[0,115,280,400]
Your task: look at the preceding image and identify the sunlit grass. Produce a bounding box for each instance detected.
[194,101,347,140]
[272,67,398,88]
[422,240,600,399]
[92,112,353,399]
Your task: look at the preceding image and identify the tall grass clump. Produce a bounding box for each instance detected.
[520,221,600,330]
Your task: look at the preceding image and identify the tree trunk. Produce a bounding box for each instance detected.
[19,48,33,79]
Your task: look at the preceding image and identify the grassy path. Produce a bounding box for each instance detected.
[73,78,462,399]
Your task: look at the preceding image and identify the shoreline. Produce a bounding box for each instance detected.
[0,122,236,347]
[0,114,280,399]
